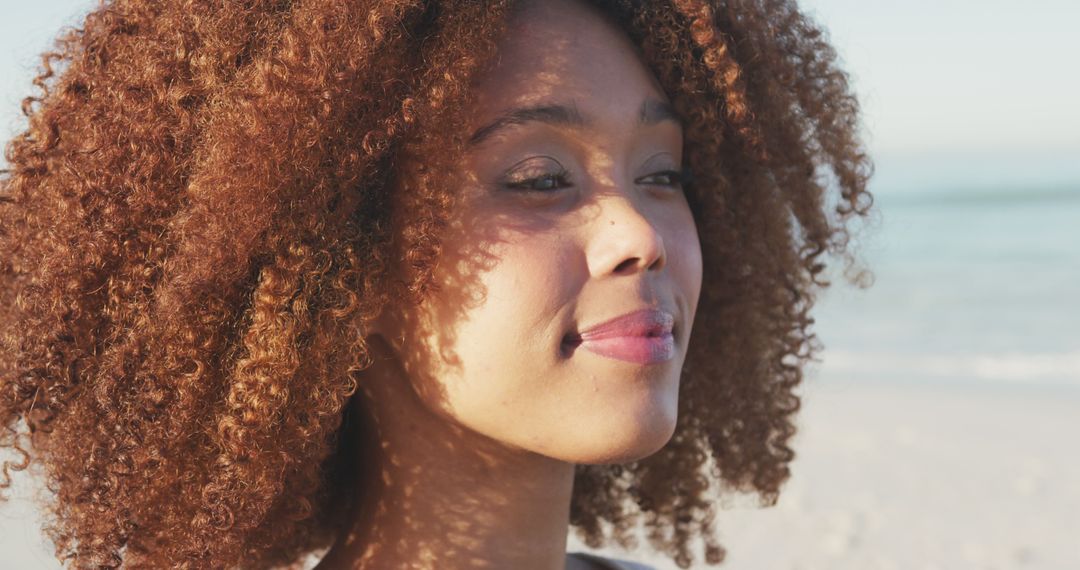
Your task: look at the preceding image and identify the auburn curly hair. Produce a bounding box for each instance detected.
[0,0,873,568]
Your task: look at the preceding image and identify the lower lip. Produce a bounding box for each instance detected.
[577,333,675,364]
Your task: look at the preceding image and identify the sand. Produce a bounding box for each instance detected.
[569,379,1080,569]
[3,379,1078,569]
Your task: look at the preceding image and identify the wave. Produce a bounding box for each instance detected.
[877,186,1080,207]
[818,349,1080,385]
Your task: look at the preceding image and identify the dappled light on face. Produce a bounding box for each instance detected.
[324,336,555,570]
[364,0,701,479]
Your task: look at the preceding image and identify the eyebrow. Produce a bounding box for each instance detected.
[466,98,682,147]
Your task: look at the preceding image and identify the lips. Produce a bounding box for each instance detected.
[564,308,676,364]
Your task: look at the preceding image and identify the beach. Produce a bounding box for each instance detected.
[568,378,1080,569]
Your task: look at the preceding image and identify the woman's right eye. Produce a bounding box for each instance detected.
[501,169,573,192]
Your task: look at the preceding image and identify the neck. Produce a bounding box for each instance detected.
[316,335,578,570]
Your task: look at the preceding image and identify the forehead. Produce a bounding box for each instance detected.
[466,0,668,126]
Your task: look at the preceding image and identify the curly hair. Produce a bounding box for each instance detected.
[0,0,873,567]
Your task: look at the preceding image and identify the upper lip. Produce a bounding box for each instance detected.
[571,308,675,342]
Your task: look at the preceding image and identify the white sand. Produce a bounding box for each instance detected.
[3,380,1078,569]
[570,379,1080,569]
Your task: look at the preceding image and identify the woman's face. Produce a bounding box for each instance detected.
[378,0,703,464]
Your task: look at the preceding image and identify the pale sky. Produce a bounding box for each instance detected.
[2,0,1079,192]
[800,0,1080,192]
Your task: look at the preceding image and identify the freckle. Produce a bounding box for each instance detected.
[609,220,615,225]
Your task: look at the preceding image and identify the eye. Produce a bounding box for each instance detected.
[500,160,573,193]
[635,167,694,189]
[502,170,572,192]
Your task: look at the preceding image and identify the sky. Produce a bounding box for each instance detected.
[798,0,1080,193]
[1,0,1079,193]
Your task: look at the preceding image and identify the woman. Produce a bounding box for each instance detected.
[0,0,873,568]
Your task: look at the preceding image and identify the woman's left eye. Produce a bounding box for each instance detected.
[635,167,693,189]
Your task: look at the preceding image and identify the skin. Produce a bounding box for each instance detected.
[316,0,703,568]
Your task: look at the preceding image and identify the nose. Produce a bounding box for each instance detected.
[586,189,667,277]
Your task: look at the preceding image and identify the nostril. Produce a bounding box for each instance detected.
[613,257,639,273]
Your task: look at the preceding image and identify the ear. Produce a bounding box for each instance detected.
[360,328,393,361]
[359,302,404,356]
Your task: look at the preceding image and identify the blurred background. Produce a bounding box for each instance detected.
[2,0,1077,568]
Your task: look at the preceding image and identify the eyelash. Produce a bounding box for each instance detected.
[502,167,694,192]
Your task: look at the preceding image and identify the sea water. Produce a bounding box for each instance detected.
[810,186,1080,389]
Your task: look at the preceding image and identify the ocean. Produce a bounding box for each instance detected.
[810,185,1080,390]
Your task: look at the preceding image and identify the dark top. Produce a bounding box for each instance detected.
[567,551,657,570]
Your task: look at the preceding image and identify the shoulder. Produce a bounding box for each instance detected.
[567,551,657,570]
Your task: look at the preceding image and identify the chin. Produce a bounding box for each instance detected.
[554,418,678,465]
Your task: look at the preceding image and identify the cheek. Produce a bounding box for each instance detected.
[665,206,704,309]
[682,222,704,306]
[462,235,577,350]
[418,230,576,380]
[421,236,577,433]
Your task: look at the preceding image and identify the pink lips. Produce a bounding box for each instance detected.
[565,308,675,364]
